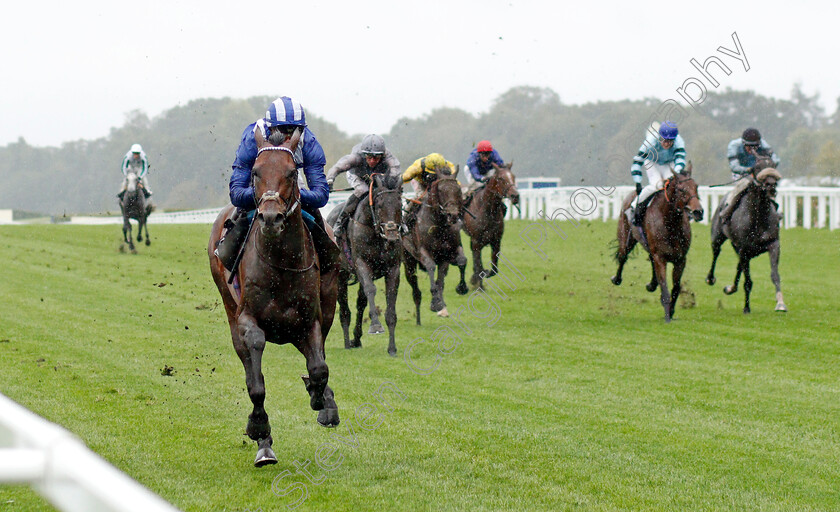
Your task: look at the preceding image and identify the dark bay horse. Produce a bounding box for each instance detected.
[611,165,704,322]
[462,162,520,289]
[706,160,786,313]
[208,129,339,467]
[403,174,469,323]
[326,173,403,356]
[119,170,152,253]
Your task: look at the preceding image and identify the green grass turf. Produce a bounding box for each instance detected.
[0,220,838,511]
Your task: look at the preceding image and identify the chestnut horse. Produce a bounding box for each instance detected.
[462,162,520,289]
[326,173,403,355]
[403,174,469,324]
[706,159,786,313]
[611,165,704,322]
[208,129,339,467]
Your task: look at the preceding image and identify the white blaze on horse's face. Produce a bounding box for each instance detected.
[253,146,299,231]
[125,171,138,192]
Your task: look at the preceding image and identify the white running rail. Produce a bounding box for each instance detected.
[0,393,181,512]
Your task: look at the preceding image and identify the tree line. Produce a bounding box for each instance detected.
[1,85,837,216]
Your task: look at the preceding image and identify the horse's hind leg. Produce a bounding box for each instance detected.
[742,258,753,314]
[646,256,658,292]
[403,251,422,325]
[768,240,786,312]
[669,258,686,319]
[123,220,136,253]
[611,221,635,285]
[487,239,501,278]
[236,312,276,466]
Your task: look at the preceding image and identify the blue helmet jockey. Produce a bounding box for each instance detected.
[659,121,678,140]
[265,97,306,128]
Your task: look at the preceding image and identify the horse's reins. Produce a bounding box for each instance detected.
[366,176,401,239]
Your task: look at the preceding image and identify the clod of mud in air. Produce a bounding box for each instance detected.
[437,308,449,318]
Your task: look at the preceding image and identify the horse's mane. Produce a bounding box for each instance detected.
[756,168,782,182]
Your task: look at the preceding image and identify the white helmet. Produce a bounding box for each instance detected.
[130,143,143,153]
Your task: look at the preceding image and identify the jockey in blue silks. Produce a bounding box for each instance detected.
[215,97,335,271]
[627,121,687,226]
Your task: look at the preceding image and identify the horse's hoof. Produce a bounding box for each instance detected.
[368,324,385,335]
[485,269,497,278]
[743,307,751,314]
[775,303,788,312]
[610,275,621,286]
[145,239,151,246]
[254,443,278,468]
[664,316,672,324]
[130,248,137,255]
[646,282,658,292]
[706,276,716,286]
[387,346,398,357]
[317,407,340,428]
[724,285,736,295]
[430,300,444,312]
[456,282,469,295]
[436,308,449,318]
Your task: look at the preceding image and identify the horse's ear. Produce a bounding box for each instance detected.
[255,125,268,149]
[284,127,302,152]
[507,160,513,170]
[683,161,692,178]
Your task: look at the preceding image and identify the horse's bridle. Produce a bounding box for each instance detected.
[254,146,301,226]
[425,177,462,217]
[367,177,401,239]
[664,176,700,213]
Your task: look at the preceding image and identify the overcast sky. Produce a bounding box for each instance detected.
[2,0,837,147]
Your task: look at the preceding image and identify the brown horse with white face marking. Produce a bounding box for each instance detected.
[612,164,704,322]
[462,162,520,289]
[208,129,339,467]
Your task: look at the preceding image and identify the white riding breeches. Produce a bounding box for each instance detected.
[633,162,673,208]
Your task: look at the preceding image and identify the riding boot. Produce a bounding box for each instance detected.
[333,193,362,237]
[215,209,250,271]
[403,202,419,233]
[142,188,152,199]
[633,201,647,227]
[117,190,126,200]
[306,208,341,275]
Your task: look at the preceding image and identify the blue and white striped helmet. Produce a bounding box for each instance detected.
[264,97,306,128]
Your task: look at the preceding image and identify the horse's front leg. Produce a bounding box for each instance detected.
[143,218,151,246]
[742,257,753,314]
[356,259,384,336]
[337,274,352,348]
[403,250,422,325]
[352,285,368,347]
[298,320,339,428]
[768,240,786,312]
[724,256,744,296]
[652,255,672,323]
[470,238,485,289]
[669,258,686,319]
[122,219,135,252]
[236,311,275,467]
[384,261,400,357]
[454,245,469,296]
[706,221,727,286]
[487,238,501,279]
[435,261,451,317]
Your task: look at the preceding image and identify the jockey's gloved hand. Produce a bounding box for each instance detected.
[327,180,334,192]
[636,183,642,196]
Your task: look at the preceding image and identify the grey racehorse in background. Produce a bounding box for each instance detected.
[706,159,787,313]
[119,170,153,253]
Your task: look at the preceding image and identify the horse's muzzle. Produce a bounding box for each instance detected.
[510,193,520,205]
[691,208,704,222]
[381,221,401,241]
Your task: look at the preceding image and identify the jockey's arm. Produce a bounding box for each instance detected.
[298,130,329,209]
[325,153,360,183]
